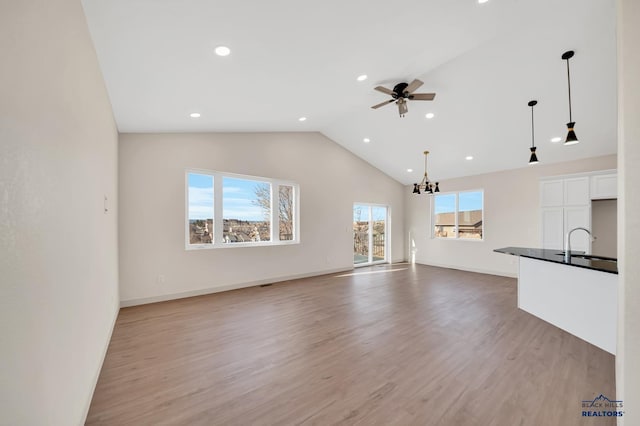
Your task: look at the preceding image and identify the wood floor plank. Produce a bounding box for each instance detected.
[87,264,615,425]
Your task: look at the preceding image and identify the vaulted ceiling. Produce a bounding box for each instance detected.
[82,0,617,183]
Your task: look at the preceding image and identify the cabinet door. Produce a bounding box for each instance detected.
[541,207,564,250]
[591,174,617,199]
[564,177,590,206]
[540,180,564,207]
[564,206,592,253]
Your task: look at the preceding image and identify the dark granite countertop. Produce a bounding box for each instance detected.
[494,247,618,275]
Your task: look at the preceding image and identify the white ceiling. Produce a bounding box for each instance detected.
[82,0,617,184]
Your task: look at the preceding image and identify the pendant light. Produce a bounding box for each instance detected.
[528,100,539,164]
[412,151,440,195]
[562,50,579,145]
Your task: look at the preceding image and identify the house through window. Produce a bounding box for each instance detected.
[433,190,483,240]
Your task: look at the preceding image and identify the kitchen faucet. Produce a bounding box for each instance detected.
[564,227,596,262]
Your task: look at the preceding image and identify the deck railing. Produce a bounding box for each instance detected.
[353,232,385,259]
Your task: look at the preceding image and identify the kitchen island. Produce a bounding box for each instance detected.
[495,247,617,354]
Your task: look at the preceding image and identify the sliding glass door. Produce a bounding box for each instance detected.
[353,204,388,266]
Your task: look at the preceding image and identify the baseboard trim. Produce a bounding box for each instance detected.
[416,260,518,278]
[120,266,354,308]
[81,299,119,424]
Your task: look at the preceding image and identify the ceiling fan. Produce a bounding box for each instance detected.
[371,79,435,117]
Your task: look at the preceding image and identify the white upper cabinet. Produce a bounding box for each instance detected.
[591,173,617,199]
[540,180,564,207]
[564,177,591,206]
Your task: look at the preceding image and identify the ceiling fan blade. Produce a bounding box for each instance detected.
[371,99,395,109]
[409,93,436,101]
[404,79,424,94]
[374,86,394,95]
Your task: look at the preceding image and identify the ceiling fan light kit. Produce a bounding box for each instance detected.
[398,99,408,116]
[562,50,579,145]
[412,151,440,195]
[372,79,436,117]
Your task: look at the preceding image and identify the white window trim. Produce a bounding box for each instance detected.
[431,189,484,241]
[185,168,300,250]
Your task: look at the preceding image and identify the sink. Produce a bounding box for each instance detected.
[570,254,617,262]
[555,253,617,262]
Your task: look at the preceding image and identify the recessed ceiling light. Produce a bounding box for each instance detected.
[298,117,307,122]
[356,74,368,82]
[465,156,474,160]
[189,112,201,118]
[478,0,489,4]
[407,168,413,172]
[425,112,435,119]
[363,138,370,143]
[550,136,562,143]
[214,46,231,56]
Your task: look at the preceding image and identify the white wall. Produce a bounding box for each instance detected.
[405,155,616,277]
[0,1,119,425]
[617,0,640,423]
[118,132,405,305]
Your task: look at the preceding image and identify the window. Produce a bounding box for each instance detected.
[433,193,456,239]
[278,185,294,241]
[186,170,299,248]
[433,190,483,240]
[187,173,214,245]
[457,191,483,239]
[222,177,271,243]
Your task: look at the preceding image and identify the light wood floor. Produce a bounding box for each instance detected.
[87,264,615,425]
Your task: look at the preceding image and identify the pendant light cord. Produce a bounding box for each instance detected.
[424,154,427,177]
[566,59,573,122]
[421,151,429,187]
[531,105,535,148]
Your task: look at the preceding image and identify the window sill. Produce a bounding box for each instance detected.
[432,237,485,242]
[186,240,300,250]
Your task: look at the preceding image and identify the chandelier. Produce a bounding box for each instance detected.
[412,151,440,194]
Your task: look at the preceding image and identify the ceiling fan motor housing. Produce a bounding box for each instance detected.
[393,82,409,98]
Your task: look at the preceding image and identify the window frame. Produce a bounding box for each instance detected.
[185,168,300,250]
[431,189,484,241]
